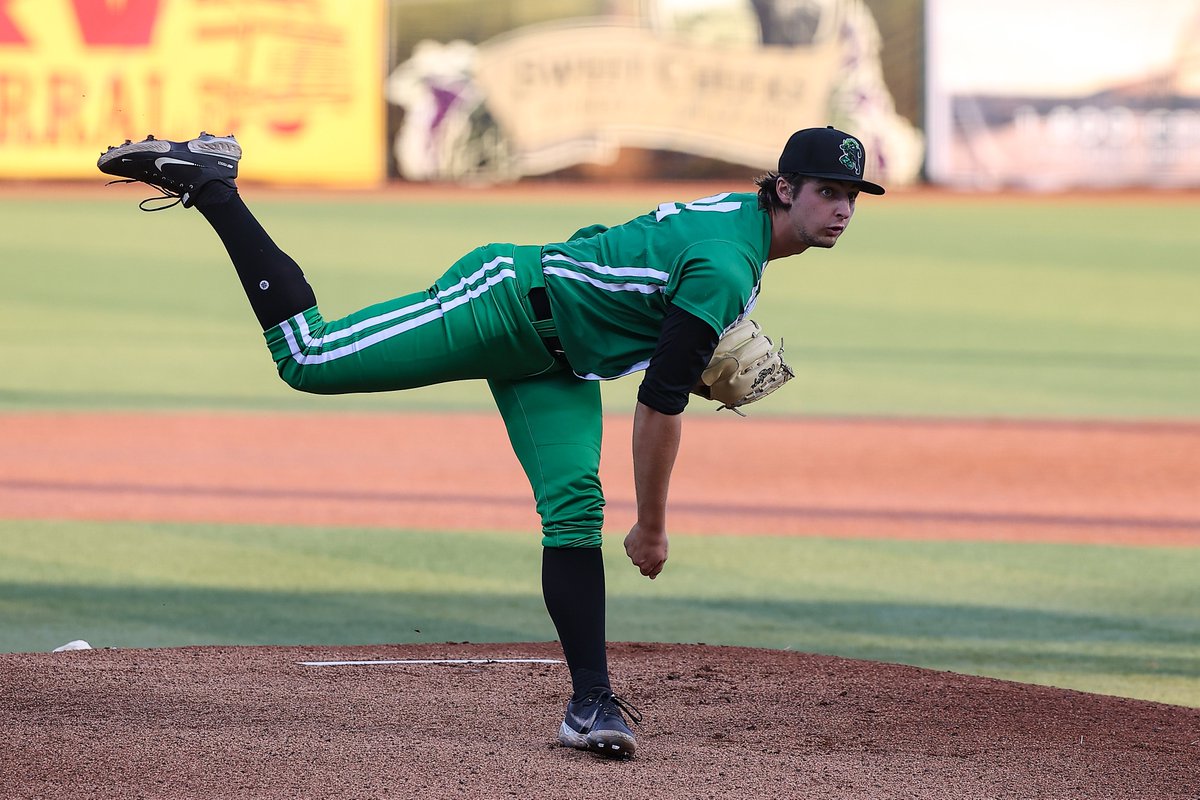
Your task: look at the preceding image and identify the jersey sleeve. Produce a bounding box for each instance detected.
[666,241,758,336]
[567,223,609,241]
[637,304,720,415]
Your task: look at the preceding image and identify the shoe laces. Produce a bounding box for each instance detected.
[582,688,643,726]
[103,178,186,212]
[100,135,186,212]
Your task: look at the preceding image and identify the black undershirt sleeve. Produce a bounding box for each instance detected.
[637,304,721,416]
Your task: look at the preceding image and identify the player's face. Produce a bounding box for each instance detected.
[780,178,858,250]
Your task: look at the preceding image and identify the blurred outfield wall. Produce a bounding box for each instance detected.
[0,0,922,187]
[1,0,1197,189]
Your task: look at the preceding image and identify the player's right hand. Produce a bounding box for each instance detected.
[624,522,669,580]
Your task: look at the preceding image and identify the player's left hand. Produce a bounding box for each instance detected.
[699,318,794,415]
[624,522,669,580]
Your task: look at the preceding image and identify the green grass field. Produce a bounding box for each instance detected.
[2,190,1198,706]
[3,192,1198,415]
[3,519,1198,707]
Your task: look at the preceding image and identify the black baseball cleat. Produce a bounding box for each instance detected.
[97,132,240,210]
[557,688,641,759]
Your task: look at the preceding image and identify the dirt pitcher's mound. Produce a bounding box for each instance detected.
[2,643,1195,799]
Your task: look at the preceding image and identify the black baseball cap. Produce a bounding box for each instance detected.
[778,126,885,195]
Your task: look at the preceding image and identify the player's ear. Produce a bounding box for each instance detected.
[775,175,793,206]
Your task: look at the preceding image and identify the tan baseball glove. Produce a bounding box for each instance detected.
[694,318,795,415]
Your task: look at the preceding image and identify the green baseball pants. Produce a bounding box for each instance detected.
[262,243,605,548]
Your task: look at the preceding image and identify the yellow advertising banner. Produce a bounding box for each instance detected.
[0,0,384,185]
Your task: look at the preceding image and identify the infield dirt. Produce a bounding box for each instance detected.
[2,412,1198,544]
[2,641,1197,799]
[1,411,1198,798]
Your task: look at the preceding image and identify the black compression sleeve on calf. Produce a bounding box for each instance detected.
[542,546,610,699]
[196,192,318,330]
[637,304,721,415]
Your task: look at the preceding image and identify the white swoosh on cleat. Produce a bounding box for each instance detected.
[154,156,199,170]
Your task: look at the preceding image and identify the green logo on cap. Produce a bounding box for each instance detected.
[839,138,863,176]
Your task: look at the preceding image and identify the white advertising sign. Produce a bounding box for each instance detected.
[926,0,1200,190]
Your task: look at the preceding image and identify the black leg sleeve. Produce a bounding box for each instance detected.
[542,546,611,699]
[195,190,317,330]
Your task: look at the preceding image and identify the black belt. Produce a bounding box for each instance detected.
[528,287,567,363]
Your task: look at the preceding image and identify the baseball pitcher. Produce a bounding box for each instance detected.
[97,125,884,759]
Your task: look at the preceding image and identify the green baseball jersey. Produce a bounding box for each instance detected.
[541,191,771,379]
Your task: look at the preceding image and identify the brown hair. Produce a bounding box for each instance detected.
[754,172,807,211]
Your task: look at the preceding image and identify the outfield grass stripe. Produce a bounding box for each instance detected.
[5,196,1198,415]
[798,345,1200,371]
[2,519,1198,706]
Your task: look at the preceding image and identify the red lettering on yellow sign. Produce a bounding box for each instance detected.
[0,72,32,139]
[47,73,86,144]
[0,69,164,145]
[71,0,161,46]
[0,0,27,45]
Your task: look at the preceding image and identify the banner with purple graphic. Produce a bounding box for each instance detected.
[386,1,924,186]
